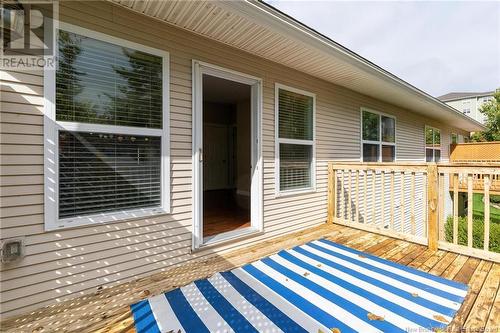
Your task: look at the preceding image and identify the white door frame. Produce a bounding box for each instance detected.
[192,60,263,249]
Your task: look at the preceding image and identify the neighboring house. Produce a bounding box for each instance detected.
[438,91,495,124]
[0,0,484,319]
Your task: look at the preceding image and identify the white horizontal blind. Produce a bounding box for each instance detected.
[278,89,313,140]
[54,28,165,221]
[277,87,314,192]
[59,132,161,218]
[56,30,163,128]
[279,143,312,191]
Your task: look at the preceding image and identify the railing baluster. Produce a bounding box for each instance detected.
[467,174,473,248]
[381,171,385,227]
[484,175,490,251]
[363,170,367,224]
[340,169,345,221]
[355,170,360,224]
[371,170,376,225]
[401,171,405,233]
[423,171,427,237]
[333,168,338,221]
[453,173,459,244]
[411,171,415,235]
[438,172,444,240]
[390,171,395,231]
[348,170,352,222]
[327,163,335,223]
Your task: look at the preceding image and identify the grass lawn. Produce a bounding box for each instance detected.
[472,193,500,223]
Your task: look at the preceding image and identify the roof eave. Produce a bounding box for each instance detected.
[224,0,485,131]
[109,0,485,132]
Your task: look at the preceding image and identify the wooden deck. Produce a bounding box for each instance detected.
[1,223,499,333]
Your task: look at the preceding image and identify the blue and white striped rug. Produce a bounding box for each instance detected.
[130,239,468,333]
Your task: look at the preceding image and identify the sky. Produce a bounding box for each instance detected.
[266,1,500,97]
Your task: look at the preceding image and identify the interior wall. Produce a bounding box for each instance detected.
[203,102,235,126]
[202,94,251,210]
[203,102,235,191]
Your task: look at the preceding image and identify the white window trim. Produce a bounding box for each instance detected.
[425,125,441,162]
[274,83,316,197]
[43,22,170,231]
[360,107,397,162]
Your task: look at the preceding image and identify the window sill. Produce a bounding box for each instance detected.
[46,206,168,231]
[275,187,316,198]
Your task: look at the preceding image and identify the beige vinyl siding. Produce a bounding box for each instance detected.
[0,1,468,317]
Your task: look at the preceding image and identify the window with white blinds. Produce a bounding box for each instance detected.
[276,84,315,194]
[58,132,161,218]
[44,24,169,230]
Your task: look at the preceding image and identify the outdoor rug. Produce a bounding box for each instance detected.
[130,239,468,333]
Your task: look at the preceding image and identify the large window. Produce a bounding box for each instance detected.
[276,84,315,194]
[425,126,441,162]
[361,109,396,162]
[44,24,169,230]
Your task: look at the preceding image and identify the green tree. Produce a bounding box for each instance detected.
[471,89,500,142]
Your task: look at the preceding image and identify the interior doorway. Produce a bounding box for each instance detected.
[192,61,262,248]
[202,75,251,237]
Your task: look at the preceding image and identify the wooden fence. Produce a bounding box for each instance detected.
[450,142,500,162]
[328,162,500,263]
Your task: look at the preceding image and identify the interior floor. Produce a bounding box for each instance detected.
[203,190,250,237]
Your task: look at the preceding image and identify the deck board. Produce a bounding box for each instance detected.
[464,263,500,331]
[1,223,497,333]
[484,269,500,332]
[418,249,447,271]
[448,260,493,331]
[429,252,459,276]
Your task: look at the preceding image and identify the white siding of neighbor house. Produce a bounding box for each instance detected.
[0,1,469,318]
[445,96,493,125]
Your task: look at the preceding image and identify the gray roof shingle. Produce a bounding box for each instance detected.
[438,91,494,101]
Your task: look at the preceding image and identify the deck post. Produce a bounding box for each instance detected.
[427,163,439,251]
[327,163,336,223]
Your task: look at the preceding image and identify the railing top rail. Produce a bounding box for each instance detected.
[437,165,500,175]
[329,162,500,174]
[329,163,428,172]
[329,162,428,166]
[440,162,500,167]
[451,141,500,146]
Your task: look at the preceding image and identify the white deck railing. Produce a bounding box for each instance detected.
[328,162,500,263]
